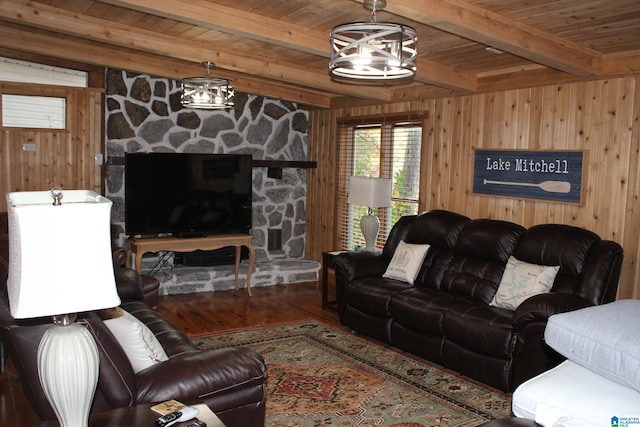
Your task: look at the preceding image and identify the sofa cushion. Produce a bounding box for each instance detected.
[455,219,525,263]
[382,241,430,284]
[490,257,559,310]
[346,277,413,317]
[512,224,601,298]
[390,287,464,336]
[104,308,169,373]
[513,360,640,427]
[406,210,469,250]
[544,299,640,392]
[439,256,508,304]
[513,224,599,276]
[443,303,515,357]
[416,218,524,303]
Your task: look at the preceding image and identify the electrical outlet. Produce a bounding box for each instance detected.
[22,143,37,152]
[95,153,104,165]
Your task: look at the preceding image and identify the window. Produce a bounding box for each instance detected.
[0,57,86,129]
[0,57,87,87]
[1,94,66,129]
[336,112,426,251]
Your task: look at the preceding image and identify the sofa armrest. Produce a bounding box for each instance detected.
[112,247,131,269]
[509,293,594,389]
[114,267,145,302]
[512,292,593,331]
[333,252,391,282]
[135,347,267,405]
[111,246,145,302]
[334,252,392,321]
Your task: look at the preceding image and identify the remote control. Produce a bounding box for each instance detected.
[184,421,207,427]
[155,407,199,427]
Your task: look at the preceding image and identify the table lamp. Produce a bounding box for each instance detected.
[348,176,392,252]
[6,188,121,427]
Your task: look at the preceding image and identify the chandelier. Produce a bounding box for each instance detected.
[181,62,234,109]
[329,0,417,81]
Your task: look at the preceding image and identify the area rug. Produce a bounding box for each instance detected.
[193,321,511,426]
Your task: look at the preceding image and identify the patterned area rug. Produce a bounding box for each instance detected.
[193,321,511,426]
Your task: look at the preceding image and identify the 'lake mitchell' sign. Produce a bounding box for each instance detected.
[473,150,585,204]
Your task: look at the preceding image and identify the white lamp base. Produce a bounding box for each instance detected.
[360,212,380,252]
[38,321,99,427]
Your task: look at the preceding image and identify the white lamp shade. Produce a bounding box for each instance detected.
[348,176,392,208]
[6,190,121,319]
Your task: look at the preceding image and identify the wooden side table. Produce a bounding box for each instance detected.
[321,251,348,310]
[128,234,255,296]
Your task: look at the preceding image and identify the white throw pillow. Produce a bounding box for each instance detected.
[382,240,430,284]
[490,256,559,310]
[545,300,640,392]
[104,310,169,373]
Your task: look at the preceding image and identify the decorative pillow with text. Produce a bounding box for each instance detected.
[382,240,430,284]
[490,256,559,310]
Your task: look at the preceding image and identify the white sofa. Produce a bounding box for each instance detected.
[512,299,640,427]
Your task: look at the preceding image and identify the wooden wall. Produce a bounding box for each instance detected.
[307,76,640,300]
[0,82,104,211]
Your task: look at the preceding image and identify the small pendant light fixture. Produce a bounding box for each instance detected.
[181,61,234,109]
[330,0,417,81]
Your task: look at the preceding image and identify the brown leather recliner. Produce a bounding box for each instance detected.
[112,246,160,308]
[0,218,268,427]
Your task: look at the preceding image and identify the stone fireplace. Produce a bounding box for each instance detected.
[105,69,319,293]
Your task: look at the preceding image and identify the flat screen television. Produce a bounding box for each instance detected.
[125,152,253,238]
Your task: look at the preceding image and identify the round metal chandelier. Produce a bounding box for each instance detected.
[329,0,417,81]
[181,62,234,110]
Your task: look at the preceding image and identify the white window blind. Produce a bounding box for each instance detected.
[0,57,87,87]
[336,112,426,251]
[2,94,66,129]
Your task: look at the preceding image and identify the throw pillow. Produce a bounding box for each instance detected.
[382,240,430,284]
[544,299,640,393]
[104,308,169,373]
[490,256,559,310]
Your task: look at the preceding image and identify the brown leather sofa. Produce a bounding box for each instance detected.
[0,214,268,427]
[334,210,623,392]
[112,246,160,308]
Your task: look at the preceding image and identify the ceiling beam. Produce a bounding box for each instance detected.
[414,58,476,93]
[99,0,477,93]
[367,0,603,77]
[100,0,328,57]
[476,67,588,93]
[0,0,393,102]
[0,24,334,108]
[603,50,640,75]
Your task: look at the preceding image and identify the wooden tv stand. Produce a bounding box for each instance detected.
[127,233,255,296]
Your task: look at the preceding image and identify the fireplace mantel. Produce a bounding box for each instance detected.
[108,157,317,179]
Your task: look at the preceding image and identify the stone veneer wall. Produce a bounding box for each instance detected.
[105,69,311,265]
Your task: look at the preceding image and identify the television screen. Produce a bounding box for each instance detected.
[125,153,252,238]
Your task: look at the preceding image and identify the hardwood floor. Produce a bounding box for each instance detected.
[0,281,339,427]
[158,281,340,336]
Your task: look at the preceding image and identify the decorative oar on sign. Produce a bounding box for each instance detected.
[483,179,571,193]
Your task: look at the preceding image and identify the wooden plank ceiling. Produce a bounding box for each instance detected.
[0,0,639,108]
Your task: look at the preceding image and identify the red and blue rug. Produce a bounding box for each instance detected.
[193,321,511,426]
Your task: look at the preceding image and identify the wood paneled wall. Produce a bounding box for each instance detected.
[0,83,104,211]
[307,76,640,300]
